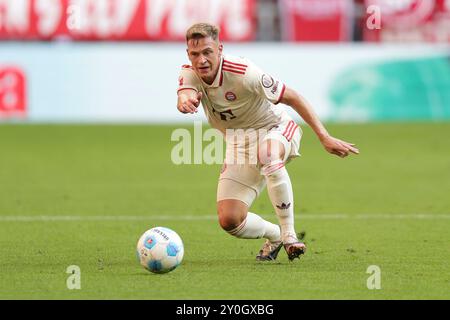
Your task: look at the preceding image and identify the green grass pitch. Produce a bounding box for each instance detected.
[0,122,449,299]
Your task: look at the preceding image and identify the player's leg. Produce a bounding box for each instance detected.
[258,134,306,261]
[217,173,283,261]
[217,177,280,241]
[217,198,279,241]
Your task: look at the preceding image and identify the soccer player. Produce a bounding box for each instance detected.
[177,23,359,261]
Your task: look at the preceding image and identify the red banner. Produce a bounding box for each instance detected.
[279,0,353,42]
[0,66,27,118]
[0,0,256,41]
[363,0,450,42]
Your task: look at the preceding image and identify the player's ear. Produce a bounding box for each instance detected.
[218,43,223,54]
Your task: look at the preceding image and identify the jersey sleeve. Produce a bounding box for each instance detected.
[245,62,286,105]
[177,65,200,93]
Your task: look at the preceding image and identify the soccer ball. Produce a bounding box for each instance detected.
[136,227,184,274]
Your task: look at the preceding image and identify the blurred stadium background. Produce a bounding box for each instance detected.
[0,0,449,123]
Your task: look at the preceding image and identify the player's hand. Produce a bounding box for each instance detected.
[177,92,203,114]
[320,135,359,158]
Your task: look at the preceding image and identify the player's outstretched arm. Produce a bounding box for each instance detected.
[177,89,202,114]
[280,86,359,158]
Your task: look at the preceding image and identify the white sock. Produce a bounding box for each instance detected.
[265,166,297,243]
[227,212,281,241]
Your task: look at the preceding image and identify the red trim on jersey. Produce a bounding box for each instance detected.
[177,87,197,94]
[222,68,246,75]
[223,63,246,72]
[217,57,224,86]
[223,60,248,68]
[219,71,223,86]
[218,58,224,86]
[181,64,193,69]
[282,121,294,138]
[286,122,295,139]
[282,120,298,142]
[275,84,286,105]
[286,124,298,142]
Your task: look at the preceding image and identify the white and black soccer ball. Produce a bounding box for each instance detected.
[136,227,184,274]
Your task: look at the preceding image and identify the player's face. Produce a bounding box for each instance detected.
[187,37,223,84]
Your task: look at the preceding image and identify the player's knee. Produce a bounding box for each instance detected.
[217,210,243,231]
[217,202,246,232]
[218,215,241,231]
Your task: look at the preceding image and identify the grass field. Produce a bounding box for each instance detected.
[0,122,449,299]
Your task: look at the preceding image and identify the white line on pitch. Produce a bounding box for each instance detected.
[0,214,449,222]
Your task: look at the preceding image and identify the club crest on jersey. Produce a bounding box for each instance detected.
[225,91,237,101]
[178,76,184,86]
[261,74,274,88]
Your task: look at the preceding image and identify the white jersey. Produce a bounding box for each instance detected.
[177,54,290,134]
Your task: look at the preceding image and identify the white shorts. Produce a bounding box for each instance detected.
[217,118,302,207]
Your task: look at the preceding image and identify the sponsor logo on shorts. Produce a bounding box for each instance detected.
[261,74,274,88]
[225,91,237,101]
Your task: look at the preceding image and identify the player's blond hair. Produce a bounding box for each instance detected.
[186,23,220,42]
